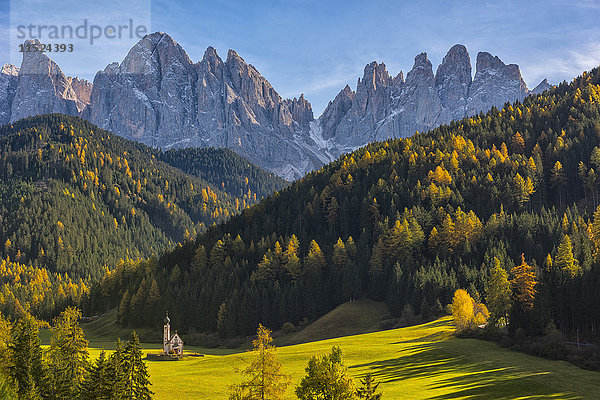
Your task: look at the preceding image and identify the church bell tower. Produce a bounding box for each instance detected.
[163,312,171,353]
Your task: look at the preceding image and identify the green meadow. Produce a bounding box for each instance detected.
[78,314,600,399]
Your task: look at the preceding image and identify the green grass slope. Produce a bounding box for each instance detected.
[278,299,388,346]
[84,316,600,399]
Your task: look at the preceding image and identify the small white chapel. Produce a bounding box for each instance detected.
[163,312,184,355]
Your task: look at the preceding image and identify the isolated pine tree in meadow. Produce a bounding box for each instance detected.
[229,324,290,400]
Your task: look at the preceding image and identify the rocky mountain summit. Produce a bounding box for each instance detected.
[531,78,553,94]
[7,40,90,123]
[1,34,552,180]
[85,33,325,179]
[318,44,539,156]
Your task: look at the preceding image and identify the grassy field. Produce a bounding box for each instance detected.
[81,314,600,399]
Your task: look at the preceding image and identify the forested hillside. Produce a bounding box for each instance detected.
[160,147,287,204]
[0,114,284,320]
[90,67,600,338]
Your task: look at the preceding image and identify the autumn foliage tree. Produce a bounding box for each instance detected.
[451,289,489,332]
[510,254,537,311]
[229,324,290,400]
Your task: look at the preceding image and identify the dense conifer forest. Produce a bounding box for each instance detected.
[87,67,600,339]
[0,115,285,320]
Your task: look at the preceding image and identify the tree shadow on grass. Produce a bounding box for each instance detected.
[349,341,583,399]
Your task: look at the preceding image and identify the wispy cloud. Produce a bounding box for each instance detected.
[522,40,600,86]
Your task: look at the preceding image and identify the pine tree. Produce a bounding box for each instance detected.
[284,235,301,281]
[295,346,356,400]
[192,245,207,277]
[485,258,512,327]
[305,240,326,275]
[80,351,112,400]
[356,374,382,399]
[332,238,347,270]
[47,307,89,400]
[229,324,289,400]
[550,161,566,207]
[0,313,11,370]
[589,205,600,262]
[108,339,127,399]
[8,314,47,400]
[122,332,153,400]
[555,234,579,278]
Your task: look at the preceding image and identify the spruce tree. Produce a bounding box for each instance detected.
[555,234,579,278]
[80,351,112,400]
[123,332,153,400]
[108,339,127,399]
[8,314,47,400]
[47,307,89,400]
[485,257,512,327]
[356,374,382,400]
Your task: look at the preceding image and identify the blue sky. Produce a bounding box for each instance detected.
[1,0,599,115]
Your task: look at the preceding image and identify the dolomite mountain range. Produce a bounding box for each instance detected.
[0,33,553,179]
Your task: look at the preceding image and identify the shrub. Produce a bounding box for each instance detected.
[281,322,296,335]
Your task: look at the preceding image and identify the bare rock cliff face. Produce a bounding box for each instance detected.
[0,64,19,125]
[86,33,323,179]
[10,40,90,122]
[531,78,553,95]
[465,51,529,116]
[318,45,536,158]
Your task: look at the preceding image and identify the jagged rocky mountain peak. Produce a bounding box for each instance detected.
[406,52,434,83]
[476,51,504,71]
[532,78,553,94]
[120,31,193,74]
[1,64,19,76]
[342,84,354,94]
[436,44,471,82]
[392,71,404,85]
[202,46,222,63]
[435,44,472,119]
[359,61,391,92]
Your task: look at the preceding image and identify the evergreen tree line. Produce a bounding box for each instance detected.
[0,307,152,400]
[87,67,600,339]
[160,147,287,203]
